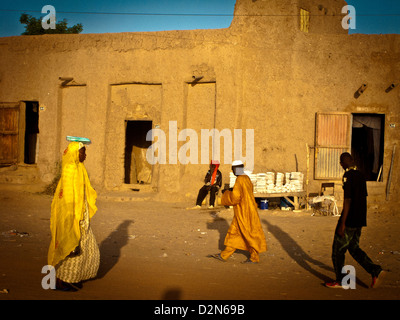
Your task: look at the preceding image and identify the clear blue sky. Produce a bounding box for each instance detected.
[0,0,398,37]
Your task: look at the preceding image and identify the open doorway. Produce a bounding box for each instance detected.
[351,113,385,181]
[24,101,39,164]
[124,120,152,184]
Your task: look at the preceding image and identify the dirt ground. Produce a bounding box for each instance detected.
[0,185,400,302]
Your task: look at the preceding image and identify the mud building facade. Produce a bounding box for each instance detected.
[0,0,398,209]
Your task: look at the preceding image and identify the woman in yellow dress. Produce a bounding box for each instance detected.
[209,160,267,263]
[48,140,100,291]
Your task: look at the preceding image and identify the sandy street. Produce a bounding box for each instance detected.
[0,187,399,301]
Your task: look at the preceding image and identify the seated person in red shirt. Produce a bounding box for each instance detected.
[193,160,222,209]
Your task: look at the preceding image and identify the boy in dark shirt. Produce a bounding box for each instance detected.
[326,152,385,289]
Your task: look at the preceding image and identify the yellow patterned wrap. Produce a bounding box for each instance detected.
[48,142,97,267]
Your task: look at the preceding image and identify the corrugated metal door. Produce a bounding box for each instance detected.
[315,112,351,179]
[0,102,20,165]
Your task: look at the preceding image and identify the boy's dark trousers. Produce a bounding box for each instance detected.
[332,224,382,283]
[196,185,219,206]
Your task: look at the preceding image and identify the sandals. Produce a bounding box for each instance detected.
[208,253,258,264]
[241,258,258,264]
[54,278,79,292]
[208,253,226,262]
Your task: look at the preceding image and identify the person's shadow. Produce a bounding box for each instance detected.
[207,215,229,251]
[206,214,250,259]
[263,218,333,283]
[162,287,182,300]
[263,218,370,288]
[96,219,134,279]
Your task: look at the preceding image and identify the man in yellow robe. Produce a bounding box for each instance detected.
[209,160,267,263]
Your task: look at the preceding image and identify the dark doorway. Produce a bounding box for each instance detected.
[351,114,385,181]
[124,120,152,184]
[24,101,39,164]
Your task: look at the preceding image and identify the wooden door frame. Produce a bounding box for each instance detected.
[0,102,21,165]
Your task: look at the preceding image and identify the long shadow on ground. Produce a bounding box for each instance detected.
[96,219,134,279]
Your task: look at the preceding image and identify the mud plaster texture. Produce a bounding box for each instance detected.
[0,0,399,209]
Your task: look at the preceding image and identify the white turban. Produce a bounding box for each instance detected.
[232,160,244,166]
